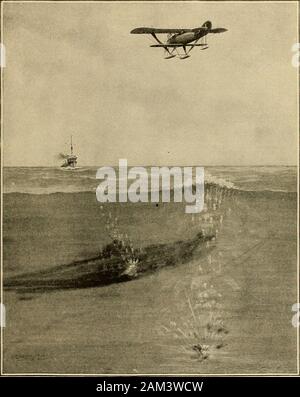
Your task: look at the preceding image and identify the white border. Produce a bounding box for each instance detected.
[0,0,299,377]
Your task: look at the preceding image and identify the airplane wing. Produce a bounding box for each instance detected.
[210,28,227,33]
[150,44,208,48]
[131,27,194,34]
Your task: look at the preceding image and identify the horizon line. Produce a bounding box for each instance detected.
[2,164,298,168]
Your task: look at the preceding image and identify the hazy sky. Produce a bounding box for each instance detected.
[3,1,298,166]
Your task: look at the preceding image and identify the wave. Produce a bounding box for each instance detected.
[205,172,236,189]
[3,168,296,195]
[3,184,296,196]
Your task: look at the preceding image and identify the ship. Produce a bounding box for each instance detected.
[61,136,78,169]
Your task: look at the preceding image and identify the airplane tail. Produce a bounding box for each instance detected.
[202,21,212,30]
[201,21,227,33]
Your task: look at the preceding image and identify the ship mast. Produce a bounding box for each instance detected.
[61,135,77,168]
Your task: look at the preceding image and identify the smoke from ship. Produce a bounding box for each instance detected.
[58,153,69,159]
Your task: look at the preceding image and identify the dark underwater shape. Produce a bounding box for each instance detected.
[4,231,215,293]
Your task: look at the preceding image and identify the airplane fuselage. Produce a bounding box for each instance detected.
[167,30,207,45]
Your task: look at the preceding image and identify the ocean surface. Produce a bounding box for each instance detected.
[3,166,298,374]
[3,166,297,194]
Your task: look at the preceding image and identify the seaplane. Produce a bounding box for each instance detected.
[130,21,227,59]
